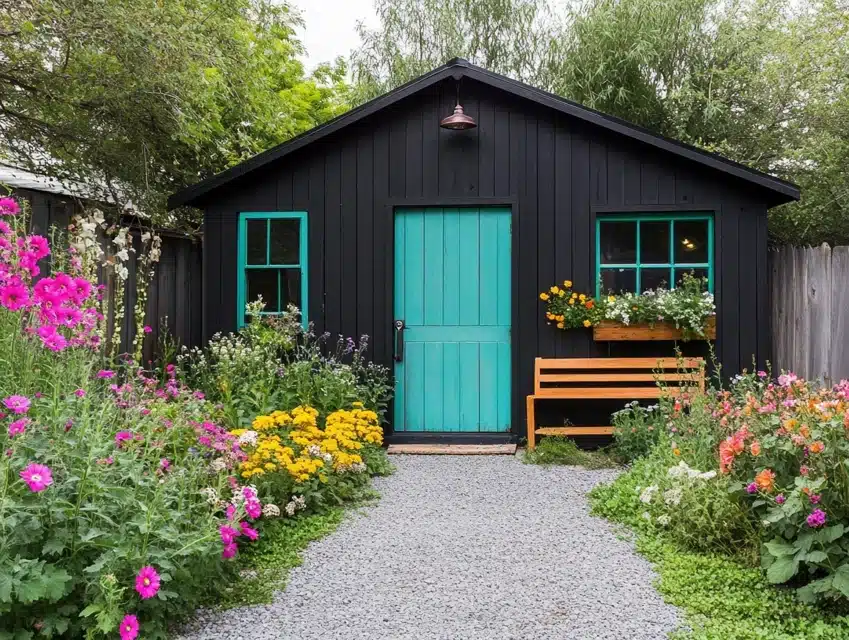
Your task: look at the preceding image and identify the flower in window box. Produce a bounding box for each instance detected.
[550,286,560,294]
[539,292,549,301]
[582,320,591,328]
[568,298,575,305]
[563,280,572,288]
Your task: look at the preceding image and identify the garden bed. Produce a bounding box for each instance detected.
[593,316,716,341]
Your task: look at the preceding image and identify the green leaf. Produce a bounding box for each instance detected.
[764,539,796,557]
[831,565,849,598]
[42,537,65,557]
[0,574,12,603]
[79,604,102,618]
[804,550,828,563]
[766,556,799,584]
[823,524,845,543]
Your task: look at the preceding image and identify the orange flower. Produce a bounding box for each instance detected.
[750,441,761,456]
[673,448,681,456]
[799,425,811,439]
[810,441,825,454]
[584,300,594,309]
[755,469,776,492]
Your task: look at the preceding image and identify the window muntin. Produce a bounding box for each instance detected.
[237,212,308,327]
[595,214,713,295]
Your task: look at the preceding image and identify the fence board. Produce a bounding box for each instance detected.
[771,244,849,382]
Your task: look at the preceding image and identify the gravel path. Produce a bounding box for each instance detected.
[179,455,680,640]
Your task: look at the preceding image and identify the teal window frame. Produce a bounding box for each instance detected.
[236,211,308,328]
[595,212,714,297]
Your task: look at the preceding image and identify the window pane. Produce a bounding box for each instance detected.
[246,270,279,311]
[675,268,709,288]
[641,268,671,292]
[599,221,637,264]
[246,219,267,265]
[640,221,670,264]
[600,268,636,294]
[674,220,709,263]
[279,268,302,312]
[269,218,300,265]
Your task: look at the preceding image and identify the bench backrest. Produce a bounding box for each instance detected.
[533,357,705,399]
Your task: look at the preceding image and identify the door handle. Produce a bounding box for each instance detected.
[394,320,405,362]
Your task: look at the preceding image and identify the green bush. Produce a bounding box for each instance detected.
[524,436,619,469]
[612,401,666,461]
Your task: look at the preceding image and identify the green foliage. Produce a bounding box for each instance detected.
[590,455,849,639]
[178,307,394,428]
[523,436,620,469]
[354,0,849,245]
[216,508,345,608]
[612,402,666,462]
[0,0,350,225]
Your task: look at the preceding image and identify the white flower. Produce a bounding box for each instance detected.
[199,487,218,504]
[642,511,652,521]
[663,487,683,506]
[657,515,670,526]
[293,495,306,510]
[285,501,296,516]
[263,504,281,517]
[307,444,321,457]
[209,458,227,473]
[639,485,658,504]
[698,470,717,481]
[322,453,333,463]
[238,430,259,447]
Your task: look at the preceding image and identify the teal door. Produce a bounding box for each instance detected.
[394,208,511,432]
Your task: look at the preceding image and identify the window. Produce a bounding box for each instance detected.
[595,213,713,295]
[237,212,308,327]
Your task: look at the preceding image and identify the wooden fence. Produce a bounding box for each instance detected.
[13,187,203,361]
[770,244,849,382]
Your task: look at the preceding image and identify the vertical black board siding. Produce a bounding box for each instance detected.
[756,209,770,369]
[308,154,326,332]
[340,140,358,338]
[536,118,556,358]
[571,133,591,357]
[197,76,777,438]
[324,148,342,334]
[554,119,572,358]
[738,206,759,372]
[356,134,375,341]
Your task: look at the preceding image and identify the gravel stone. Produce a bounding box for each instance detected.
[178,455,680,640]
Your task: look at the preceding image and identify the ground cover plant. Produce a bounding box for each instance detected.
[590,367,849,638]
[523,435,620,469]
[0,196,394,639]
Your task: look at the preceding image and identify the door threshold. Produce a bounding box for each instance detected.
[387,443,517,455]
[386,432,515,445]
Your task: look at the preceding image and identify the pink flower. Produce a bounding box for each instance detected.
[8,418,28,437]
[134,566,161,599]
[810,494,822,505]
[239,521,259,541]
[3,395,31,414]
[746,482,758,494]
[143,325,152,334]
[775,494,786,505]
[0,220,10,235]
[807,509,827,528]
[222,542,238,559]
[20,463,53,492]
[778,373,798,387]
[245,499,261,520]
[115,431,133,446]
[118,614,139,640]
[0,284,30,310]
[71,277,92,303]
[193,391,205,400]
[74,389,86,398]
[226,504,236,521]
[219,525,240,545]
[27,235,50,259]
[757,370,768,378]
[0,197,21,216]
[97,369,115,379]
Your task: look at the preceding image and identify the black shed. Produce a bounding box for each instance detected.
[169,58,799,443]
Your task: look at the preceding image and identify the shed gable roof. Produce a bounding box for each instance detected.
[168,58,800,209]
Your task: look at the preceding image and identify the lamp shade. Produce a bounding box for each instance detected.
[440,104,476,130]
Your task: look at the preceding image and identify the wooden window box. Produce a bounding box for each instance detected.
[593,316,716,341]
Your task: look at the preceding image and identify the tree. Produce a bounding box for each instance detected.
[0,0,351,227]
[351,0,556,103]
[352,0,849,245]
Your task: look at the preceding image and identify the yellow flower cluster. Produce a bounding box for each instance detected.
[233,403,383,483]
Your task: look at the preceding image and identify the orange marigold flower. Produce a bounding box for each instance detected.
[810,441,825,454]
[755,469,776,492]
[584,300,594,309]
[673,448,681,456]
[750,441,761,456]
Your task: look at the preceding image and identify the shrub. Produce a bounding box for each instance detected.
[524,436,619,469]
[178,307,394,427]
[612,401,666,461]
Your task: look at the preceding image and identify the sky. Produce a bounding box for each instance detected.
[290,0,378,71]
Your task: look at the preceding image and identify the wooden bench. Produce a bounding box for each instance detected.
[526,357,705,449]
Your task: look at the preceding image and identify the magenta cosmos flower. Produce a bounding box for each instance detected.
[239,521,259,541]
[20,463,53,492]
[0,197,21,216]
[222,542,238,559]
[135,566,161,599]
[115,431,133,446]
[118,614,139,640]
[0,284,30,311]
[8,418,28,438]
[807,509,827,528]
[97,369,115,379]
[3,395,30,414]
[219,525,240,545]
